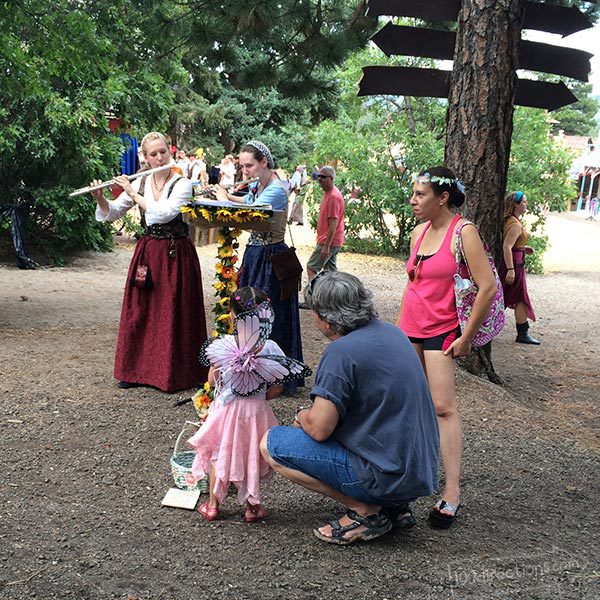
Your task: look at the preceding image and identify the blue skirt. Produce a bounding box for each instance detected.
[240,242,304,391]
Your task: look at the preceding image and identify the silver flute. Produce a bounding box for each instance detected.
[69,164,173,197]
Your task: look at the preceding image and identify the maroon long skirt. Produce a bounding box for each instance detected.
[499,248,536,321]
[114,235,208,392]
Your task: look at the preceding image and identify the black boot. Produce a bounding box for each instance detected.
[515,321,540,345]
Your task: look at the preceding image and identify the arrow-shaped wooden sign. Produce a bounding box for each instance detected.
[515,79,579,111]
[366,0,594,36]
[358,66,450,99]
[525,3,595,37]
[371,23,455,61]
[520,40,593,83]
[358,66,578,110]
[371,23,593,81]
[366,0,459,21]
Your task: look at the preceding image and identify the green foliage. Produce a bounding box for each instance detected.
[308,48,446,255]
[1,1,374,261]
[0,0,181,261]
[308,49,577,268]
[523,234,548,275]
[167,1,375,164]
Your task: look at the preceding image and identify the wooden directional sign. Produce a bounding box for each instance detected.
[358,66,450,99]
[515,79,578,111]
[366,0,594,36]
[363,0,595,109]
[366,0,459,21]
[358,66,578,111]
[371,23,455,61]
[372,23,593,81]
[524,3,594,36]
[520,41,593,83]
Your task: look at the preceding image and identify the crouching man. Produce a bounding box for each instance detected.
[261,271,439,545]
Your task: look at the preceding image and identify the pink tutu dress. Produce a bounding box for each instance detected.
[187,339,282,506]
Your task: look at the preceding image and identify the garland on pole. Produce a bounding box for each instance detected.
[211,226,241,338]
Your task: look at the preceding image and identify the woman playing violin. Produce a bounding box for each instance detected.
[214,140,304,393]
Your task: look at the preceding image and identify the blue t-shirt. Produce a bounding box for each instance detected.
[311,319,439,502]
[243,180,287,211]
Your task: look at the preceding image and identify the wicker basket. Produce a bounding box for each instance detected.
[170,421,208,494]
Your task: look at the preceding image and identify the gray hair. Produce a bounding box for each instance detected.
[311,271,377,335]
[320,166,336,179]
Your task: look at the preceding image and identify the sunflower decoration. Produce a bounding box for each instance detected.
[181,202,272,227]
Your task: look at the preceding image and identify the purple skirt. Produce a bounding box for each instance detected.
[499,249,536,321]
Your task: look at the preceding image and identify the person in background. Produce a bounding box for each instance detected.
[90,132,208,392]
[175,149,191,178]
[288,164,308,226]
[190,149,208,194]
[500,191,540,345]
[218,154,236,188]
[304,166,345,290]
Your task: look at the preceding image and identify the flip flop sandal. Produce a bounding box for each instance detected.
[243,505,267,523]
[313,510,392,546]
[385,504,417,530]
[428,500,461,529]
[197,501,219,522]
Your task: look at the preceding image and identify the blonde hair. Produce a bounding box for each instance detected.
[140,132,169,157]
[503,191,524,220]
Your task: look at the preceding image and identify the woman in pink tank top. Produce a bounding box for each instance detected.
[397,166,496,529]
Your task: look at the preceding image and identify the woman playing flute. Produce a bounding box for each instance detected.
[90,132,208,392]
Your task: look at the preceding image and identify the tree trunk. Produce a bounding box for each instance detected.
[445,0,525,382]
[445,0,525,264]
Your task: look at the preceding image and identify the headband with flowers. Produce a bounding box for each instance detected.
[414,172,465,195]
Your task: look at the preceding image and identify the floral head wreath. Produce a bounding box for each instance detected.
[414,172,465,195]
[245,140,275,169]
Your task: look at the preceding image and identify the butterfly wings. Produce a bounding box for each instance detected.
[226,354,312,397]
[199,301,311,398]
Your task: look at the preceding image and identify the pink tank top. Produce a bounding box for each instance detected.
[399,214,460,338]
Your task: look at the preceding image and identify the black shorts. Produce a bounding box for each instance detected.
[408,327,460,352]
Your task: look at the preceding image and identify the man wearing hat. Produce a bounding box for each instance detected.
[308,166,344,277]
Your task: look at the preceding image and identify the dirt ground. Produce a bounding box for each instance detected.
[1,212,599,600]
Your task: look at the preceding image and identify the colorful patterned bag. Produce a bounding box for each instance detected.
[454,222,505,347]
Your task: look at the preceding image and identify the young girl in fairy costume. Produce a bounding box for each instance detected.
[188,287,311,522]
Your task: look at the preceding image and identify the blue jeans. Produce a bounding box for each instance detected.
[266,426,384,505]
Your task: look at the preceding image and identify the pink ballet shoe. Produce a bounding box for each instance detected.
[243,504,267,523]
[197,501,219,521]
